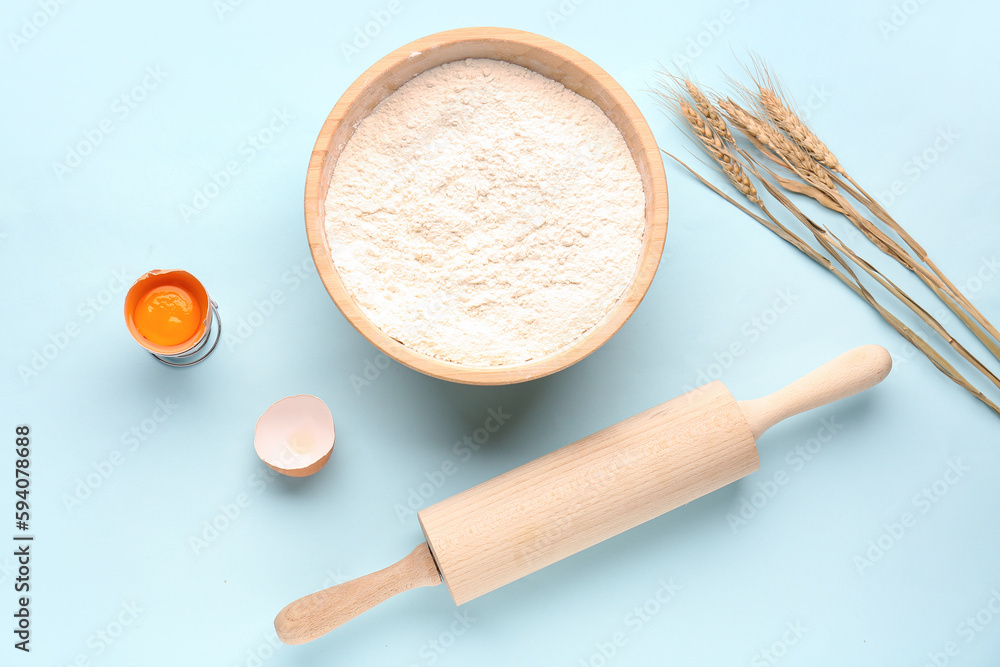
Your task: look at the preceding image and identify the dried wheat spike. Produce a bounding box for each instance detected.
[759,88,842,174]
[684,80,735,145]
[679,100,760,204]
[718,98,836,191]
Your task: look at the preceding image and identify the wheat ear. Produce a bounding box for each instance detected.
[684,80,735,145]
[677,100,760,204]
[717,98,836,192]
[758,87,843,174]
[758,82,1000,359]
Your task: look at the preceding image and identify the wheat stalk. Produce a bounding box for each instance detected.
[656,71,1000,417]
[741,59,1000,356]
[669,147,1000,416]
[724,62,1000,362]
[752,73,1000,361]
[749,161,1000,393]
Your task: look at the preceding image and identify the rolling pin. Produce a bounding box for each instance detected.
[275,345,892,644]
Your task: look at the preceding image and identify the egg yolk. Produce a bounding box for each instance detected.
[133,285,201,346]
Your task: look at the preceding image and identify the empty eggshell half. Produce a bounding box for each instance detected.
[254,395,335,477]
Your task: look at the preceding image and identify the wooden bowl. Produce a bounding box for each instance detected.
[305,27,668,385]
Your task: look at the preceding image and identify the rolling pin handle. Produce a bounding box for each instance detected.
[737,345,892,440]
[274,542,442,645]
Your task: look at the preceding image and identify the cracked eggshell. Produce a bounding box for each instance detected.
[254,395,335,477]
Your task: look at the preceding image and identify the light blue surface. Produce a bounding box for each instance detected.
[2,0,999,664]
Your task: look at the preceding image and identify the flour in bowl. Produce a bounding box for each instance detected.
[324,58,645,366]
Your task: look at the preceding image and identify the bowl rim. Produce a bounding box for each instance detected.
[305,26,668,385]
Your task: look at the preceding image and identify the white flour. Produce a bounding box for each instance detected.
[325,58,645,366]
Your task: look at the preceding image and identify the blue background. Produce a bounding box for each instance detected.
[2,0,999,665]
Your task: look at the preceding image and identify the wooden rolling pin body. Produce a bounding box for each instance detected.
[418,381,757,604]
